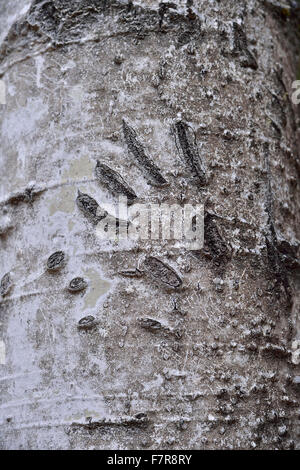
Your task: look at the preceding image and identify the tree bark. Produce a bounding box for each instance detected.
[0,0,300,450]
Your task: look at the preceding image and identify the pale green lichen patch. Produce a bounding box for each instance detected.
[49,186,76,216]
[62,154,94,181]
[48,154,95,215]
[83,268,111,310]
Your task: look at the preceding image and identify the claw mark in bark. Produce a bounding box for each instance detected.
[139,317,183,339]
[233,23,258,70]
[68,277,88,293]
[0,272,12,297]
[267,89,287,128]
[265,227,292,305]
[273,67,287,94]
[47,251,66,271]
[118,268,144,278]
[70,414,149,432]
[268,117,282,139]
[76,190,107,223]
[277,240,300,273]
[172,121,206,186]
[77,315,97,330]
[272,67,297,133]
[95,161,137,203]
[263,143,292,306]
[122,120,167,186]
[203,212,229,264]
[139,318,162,331]
[76,190,98,218]
[143,256,182,288]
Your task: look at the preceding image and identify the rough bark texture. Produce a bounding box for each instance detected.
[0,0,300,450]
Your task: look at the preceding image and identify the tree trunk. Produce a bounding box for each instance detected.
[0,0,299,450]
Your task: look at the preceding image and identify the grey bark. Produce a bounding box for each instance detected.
[0,0,300,450]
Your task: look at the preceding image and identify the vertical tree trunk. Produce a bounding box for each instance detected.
[0,0,299,450]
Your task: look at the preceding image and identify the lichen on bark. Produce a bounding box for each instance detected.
[0,0,300,450]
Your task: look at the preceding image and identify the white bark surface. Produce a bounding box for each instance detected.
[0,0,299,449]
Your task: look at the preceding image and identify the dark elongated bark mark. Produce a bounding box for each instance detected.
[77,315,97,330]
[233,22,258,70]
[70,414,149,431]
[173,121,206,186]
[68,277,88,292]
[143,256,182,288]
[118,268,144,278]
[47,251,66,271]
[277,240,300,273]
[76,190,107,224]
[263,143,292,307]
[122,120,167,186]
[0,272,12,296]
[139,317,183,340]
[95,161,137,203]
[139,317,162,331]
[203,212,229,265]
